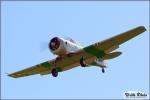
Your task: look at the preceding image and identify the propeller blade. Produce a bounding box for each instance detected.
[40,41,49,52]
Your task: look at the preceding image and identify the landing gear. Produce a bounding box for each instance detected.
[80,56,87,67]
[102,68,105,73]
[51,69,58,77]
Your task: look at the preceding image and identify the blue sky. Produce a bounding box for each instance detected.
[1,1,149,99]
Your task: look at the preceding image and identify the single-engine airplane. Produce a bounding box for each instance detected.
[8,26,146,78]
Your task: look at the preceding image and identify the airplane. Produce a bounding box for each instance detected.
[8,26,146,78]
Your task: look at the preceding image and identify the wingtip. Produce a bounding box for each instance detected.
[5,72,12,77]
[7,73,17,78]
[138,26,146,31]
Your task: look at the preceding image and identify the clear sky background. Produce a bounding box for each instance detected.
[1,1,149,99]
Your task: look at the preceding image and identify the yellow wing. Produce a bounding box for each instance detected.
[82,26,146,58]
[95,26,146,51]
[8,61,53,78]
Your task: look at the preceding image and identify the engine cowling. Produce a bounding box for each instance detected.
[49,37,82,56]
[49,37,66,55]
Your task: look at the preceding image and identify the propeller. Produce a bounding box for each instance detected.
[40,41,49,52]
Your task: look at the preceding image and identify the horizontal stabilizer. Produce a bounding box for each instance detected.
[103,51,122,60]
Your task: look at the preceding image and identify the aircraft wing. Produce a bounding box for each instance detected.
[95,26,146,51]
[8,61,52,78]
[82,26,146,58]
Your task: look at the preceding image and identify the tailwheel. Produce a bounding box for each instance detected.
[80,56,87,67]
[51,69,58,77]
[102,68,105,73]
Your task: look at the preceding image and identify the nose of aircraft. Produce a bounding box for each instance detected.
[49,37,61,51]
